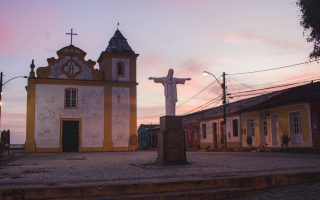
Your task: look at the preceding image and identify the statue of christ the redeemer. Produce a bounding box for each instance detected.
[149,69,191,116]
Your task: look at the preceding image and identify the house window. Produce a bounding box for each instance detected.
[117,61,125,77]
[290,112,303,135]
[247,119,255,136]
[202,124,207,139]
[232,119,239,137]
[65,88,77,108]
[262,116,268,136]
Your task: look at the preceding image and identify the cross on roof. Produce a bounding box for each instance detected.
[66,28,78,45]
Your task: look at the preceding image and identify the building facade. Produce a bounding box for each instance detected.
[241,83,320,148]
[137,124,159,150]
[183,121,200,149]
[199,114,241,149]
[241,103,313,148]
[25,29,138,153]
[183,82,320,150]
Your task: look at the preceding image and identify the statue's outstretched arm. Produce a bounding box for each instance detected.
[149,77,164,83]
[175,78,191,84]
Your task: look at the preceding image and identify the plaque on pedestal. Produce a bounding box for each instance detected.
[157,116,187,165]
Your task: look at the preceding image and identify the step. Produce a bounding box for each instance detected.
[55,187,243,200]
[1,171,320,200]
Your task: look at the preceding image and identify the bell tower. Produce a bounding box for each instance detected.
[98,29,139,150]
[98,29,138,82]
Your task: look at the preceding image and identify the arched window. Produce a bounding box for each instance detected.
[117,61,125,77]
[65,88,78,108]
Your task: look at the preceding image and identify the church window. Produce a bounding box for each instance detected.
[117,61,125,77]
[65,88,78,108]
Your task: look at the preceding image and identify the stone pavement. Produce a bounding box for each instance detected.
[1,151,320,199]
[234,182,320,200]
[1,151,320,188]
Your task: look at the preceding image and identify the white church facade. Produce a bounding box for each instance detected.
[25,29,138,153]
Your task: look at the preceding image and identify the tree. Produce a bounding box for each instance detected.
[297,0,320,59]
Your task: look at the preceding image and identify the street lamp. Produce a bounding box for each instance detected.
[202,71,222,85]
[0,72,28,129]
[202,71,227,150]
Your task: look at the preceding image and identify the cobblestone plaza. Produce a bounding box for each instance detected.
[1,151,320,199]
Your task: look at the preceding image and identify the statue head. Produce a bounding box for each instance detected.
[167,69,174,78]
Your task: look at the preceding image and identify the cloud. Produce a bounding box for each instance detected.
[2,113,26,127]
[0,21,18,55]
[0,2,61,57]
[1,112,26,144]
[140,0,213,12]
[216,32,304,50]
[177,58,207,75]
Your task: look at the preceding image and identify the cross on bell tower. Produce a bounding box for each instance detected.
[66,28,78,45]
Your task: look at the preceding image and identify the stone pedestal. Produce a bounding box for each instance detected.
[157,116,187,165]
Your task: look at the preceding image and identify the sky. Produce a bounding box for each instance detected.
[0,0,319,144]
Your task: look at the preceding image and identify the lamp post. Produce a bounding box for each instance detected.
[203,71,227,150]
[0,72,28,129]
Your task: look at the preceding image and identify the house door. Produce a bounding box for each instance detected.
[62,120,79,152]
[259,114,268,145]
[220,121,224,145]
[289,112,303,144]
[271,115,279,146]
[212,123,218,148]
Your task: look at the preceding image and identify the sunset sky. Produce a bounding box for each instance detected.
[1,0,319,144]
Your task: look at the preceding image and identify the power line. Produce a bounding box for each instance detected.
[138,77,222,119]
[229,79,320,99]
[176,76,221,108]
[230,76,259,91]
[229,79,317,95]
[230,72,320,93]
[229,91,276,99]
[228,59,319,76]
[182,94,222,115]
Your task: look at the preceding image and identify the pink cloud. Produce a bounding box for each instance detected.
[140,0,213,12]
[2,113,26,127]
[1,112,26,144]
[0,2,61,57]
[217,32,304,50]
[0,21,18,55]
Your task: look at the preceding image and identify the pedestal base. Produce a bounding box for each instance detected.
[157,116,187,165]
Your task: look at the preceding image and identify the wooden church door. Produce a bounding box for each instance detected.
[62,120,79,152]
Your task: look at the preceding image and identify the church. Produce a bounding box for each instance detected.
[25,29,138,153]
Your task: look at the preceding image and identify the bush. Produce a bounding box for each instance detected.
[282,134,290,145]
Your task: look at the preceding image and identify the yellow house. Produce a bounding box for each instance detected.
[25,29,138,153]
[241,83,320,148]
[241,103,312,148]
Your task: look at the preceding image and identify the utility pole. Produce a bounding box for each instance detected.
[222,72,227,150]
[0,72,2,130]
[203,70,227,150]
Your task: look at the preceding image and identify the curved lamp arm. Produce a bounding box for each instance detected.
[3,76,28,86]
[202,71,222,85]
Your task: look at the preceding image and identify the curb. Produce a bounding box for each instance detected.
[1,171,320,200]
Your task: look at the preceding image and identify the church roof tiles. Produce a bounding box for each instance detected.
[105,29,135,54]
